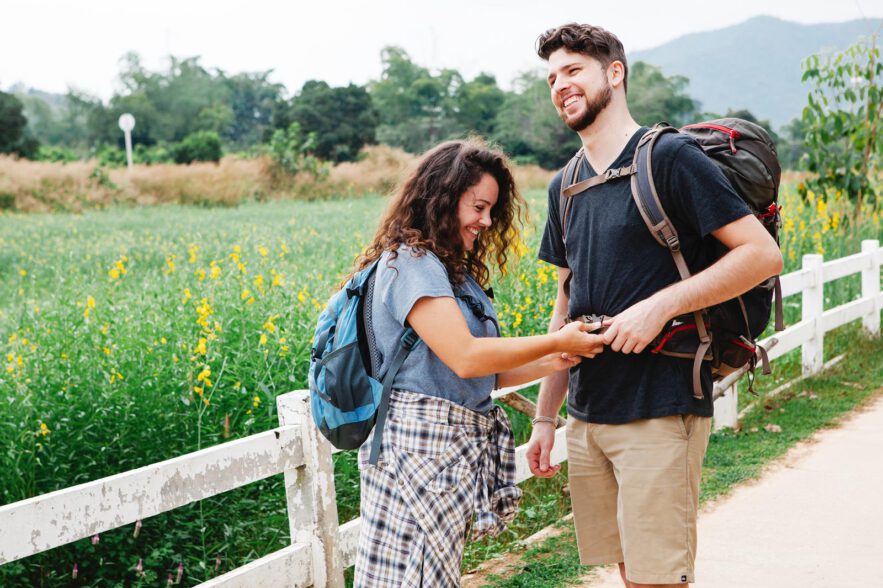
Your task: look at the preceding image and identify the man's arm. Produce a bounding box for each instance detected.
[527,267,572,478]
[603,214,784,354]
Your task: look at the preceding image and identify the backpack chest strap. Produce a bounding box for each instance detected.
[562,163,637,198]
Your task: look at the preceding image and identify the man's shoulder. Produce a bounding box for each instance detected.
[649,129,696,163]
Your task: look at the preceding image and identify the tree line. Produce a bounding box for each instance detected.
[3,47,802,170]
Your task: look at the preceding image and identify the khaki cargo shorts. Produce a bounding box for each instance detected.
[567,414,711,585]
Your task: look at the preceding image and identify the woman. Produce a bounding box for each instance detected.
[353,138,604,587]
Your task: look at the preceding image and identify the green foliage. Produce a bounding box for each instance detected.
[628,61,698,127]
[283,80,378,162]
[268,122,326,178]
[800,35,883,207]
[35,145,80,163]
[455,72,505,137]
[370,46,475,153]
[173,131,223,164]
[0,91,39,157]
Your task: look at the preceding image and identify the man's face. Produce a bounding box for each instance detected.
[547,49,613,132]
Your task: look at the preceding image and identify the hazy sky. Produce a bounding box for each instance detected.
[3,0,881,99]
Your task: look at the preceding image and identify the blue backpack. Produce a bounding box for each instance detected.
[308,260,419,464]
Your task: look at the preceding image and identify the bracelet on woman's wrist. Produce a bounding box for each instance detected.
[531,415,557,426]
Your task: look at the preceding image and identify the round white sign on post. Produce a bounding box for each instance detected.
[118,113,136,170]
[118,113,136,132]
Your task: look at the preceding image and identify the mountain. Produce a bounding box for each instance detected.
[630,16,882,129]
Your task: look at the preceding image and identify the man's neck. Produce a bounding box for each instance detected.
[577,107,641,173]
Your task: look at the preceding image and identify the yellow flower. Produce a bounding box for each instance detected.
[241,288,251,300]
[272,271,284,287]
[259,333,268,346]
[87,296,96,309]
[165,255,177,274]
[109,267,120,279]
[210,262,221,280]
[188,244,199,264]
[233,381,241,389]
[258,246,268,257]
[182,288,192,304]
[253,395,261,408]
[197,366,213,388]
[39,422,49,436]
[253,274,265,293]
[195,268,207,281]
[194,386,204,396]
[19,269,27,277]
[262,316,277,333]
[279,241,289,257]
[195,338,207,355]
[160,337,167,344]
[103,346,111,355]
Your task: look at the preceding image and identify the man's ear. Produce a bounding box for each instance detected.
[607,61,626,89]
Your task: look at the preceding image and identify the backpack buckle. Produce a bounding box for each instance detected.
[605,168,622,180]
[400,329,419,350]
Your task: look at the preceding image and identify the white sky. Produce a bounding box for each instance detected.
[2,0,882,100]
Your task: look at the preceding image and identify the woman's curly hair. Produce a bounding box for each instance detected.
[351,138,526,287]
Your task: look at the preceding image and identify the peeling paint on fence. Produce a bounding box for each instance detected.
[0,426,305,565]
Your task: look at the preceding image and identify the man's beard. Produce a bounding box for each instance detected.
[561,83,613,131]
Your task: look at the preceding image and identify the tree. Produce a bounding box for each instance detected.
[627,61,698,127]
[454,73,505,137]
[286,80,377,162]
[0,91,38,157]
[369,47,463,153]
[800,35,882,208]
[173,130,223,164]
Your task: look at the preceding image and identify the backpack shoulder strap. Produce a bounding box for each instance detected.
[368,328,419,465]
[558,148,584,243]
[631,124,710,399]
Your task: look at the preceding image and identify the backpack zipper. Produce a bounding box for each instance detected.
[683,123,740,154]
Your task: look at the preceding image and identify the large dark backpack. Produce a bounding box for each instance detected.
[559,119,784,397]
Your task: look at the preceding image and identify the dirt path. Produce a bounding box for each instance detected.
[576,393,883,587]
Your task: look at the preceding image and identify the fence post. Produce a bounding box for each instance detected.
[801,254,825,375]
[713,382,738,431]
[862,240,881,336]
[277,391,345,588]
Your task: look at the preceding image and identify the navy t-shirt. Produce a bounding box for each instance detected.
[539,128,750,424]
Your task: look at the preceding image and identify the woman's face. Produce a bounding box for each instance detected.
[457,173,499,252]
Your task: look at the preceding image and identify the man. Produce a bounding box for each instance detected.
[525,23,783,588]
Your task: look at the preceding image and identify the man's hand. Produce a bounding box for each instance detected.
[526,422,560,478]
[602,295,672,354]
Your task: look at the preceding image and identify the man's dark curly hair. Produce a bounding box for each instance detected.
[349,138,526,288]
[536,23,629,93]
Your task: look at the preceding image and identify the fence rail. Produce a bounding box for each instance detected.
[1,240,880,586]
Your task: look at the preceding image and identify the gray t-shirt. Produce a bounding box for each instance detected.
[371,246,499,413]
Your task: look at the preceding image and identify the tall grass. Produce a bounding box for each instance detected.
[0,178,879,585]
[0,146,554,214]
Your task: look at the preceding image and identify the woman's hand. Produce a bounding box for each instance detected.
[554,320,606,358]
[547,352,582,371]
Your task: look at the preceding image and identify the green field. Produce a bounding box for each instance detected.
[0,184,880,586]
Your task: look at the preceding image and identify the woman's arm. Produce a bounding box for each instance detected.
[495,352,581,389]
[406,295,603,379]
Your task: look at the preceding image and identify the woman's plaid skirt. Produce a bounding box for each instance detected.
[354,390,522,587]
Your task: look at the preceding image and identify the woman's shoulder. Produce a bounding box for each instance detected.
[382,244,445,271]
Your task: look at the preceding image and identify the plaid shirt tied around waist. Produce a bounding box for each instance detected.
[355,390,522,587]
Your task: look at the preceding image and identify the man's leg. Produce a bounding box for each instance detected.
[566,416,625,567]
[596,415,711,586]
[619,562,687,588]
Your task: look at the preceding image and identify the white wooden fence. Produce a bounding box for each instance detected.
[1,240,880,586]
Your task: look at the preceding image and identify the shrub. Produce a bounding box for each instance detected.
[173,131,223,165]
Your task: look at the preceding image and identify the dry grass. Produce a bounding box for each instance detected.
[0,146,554,214]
